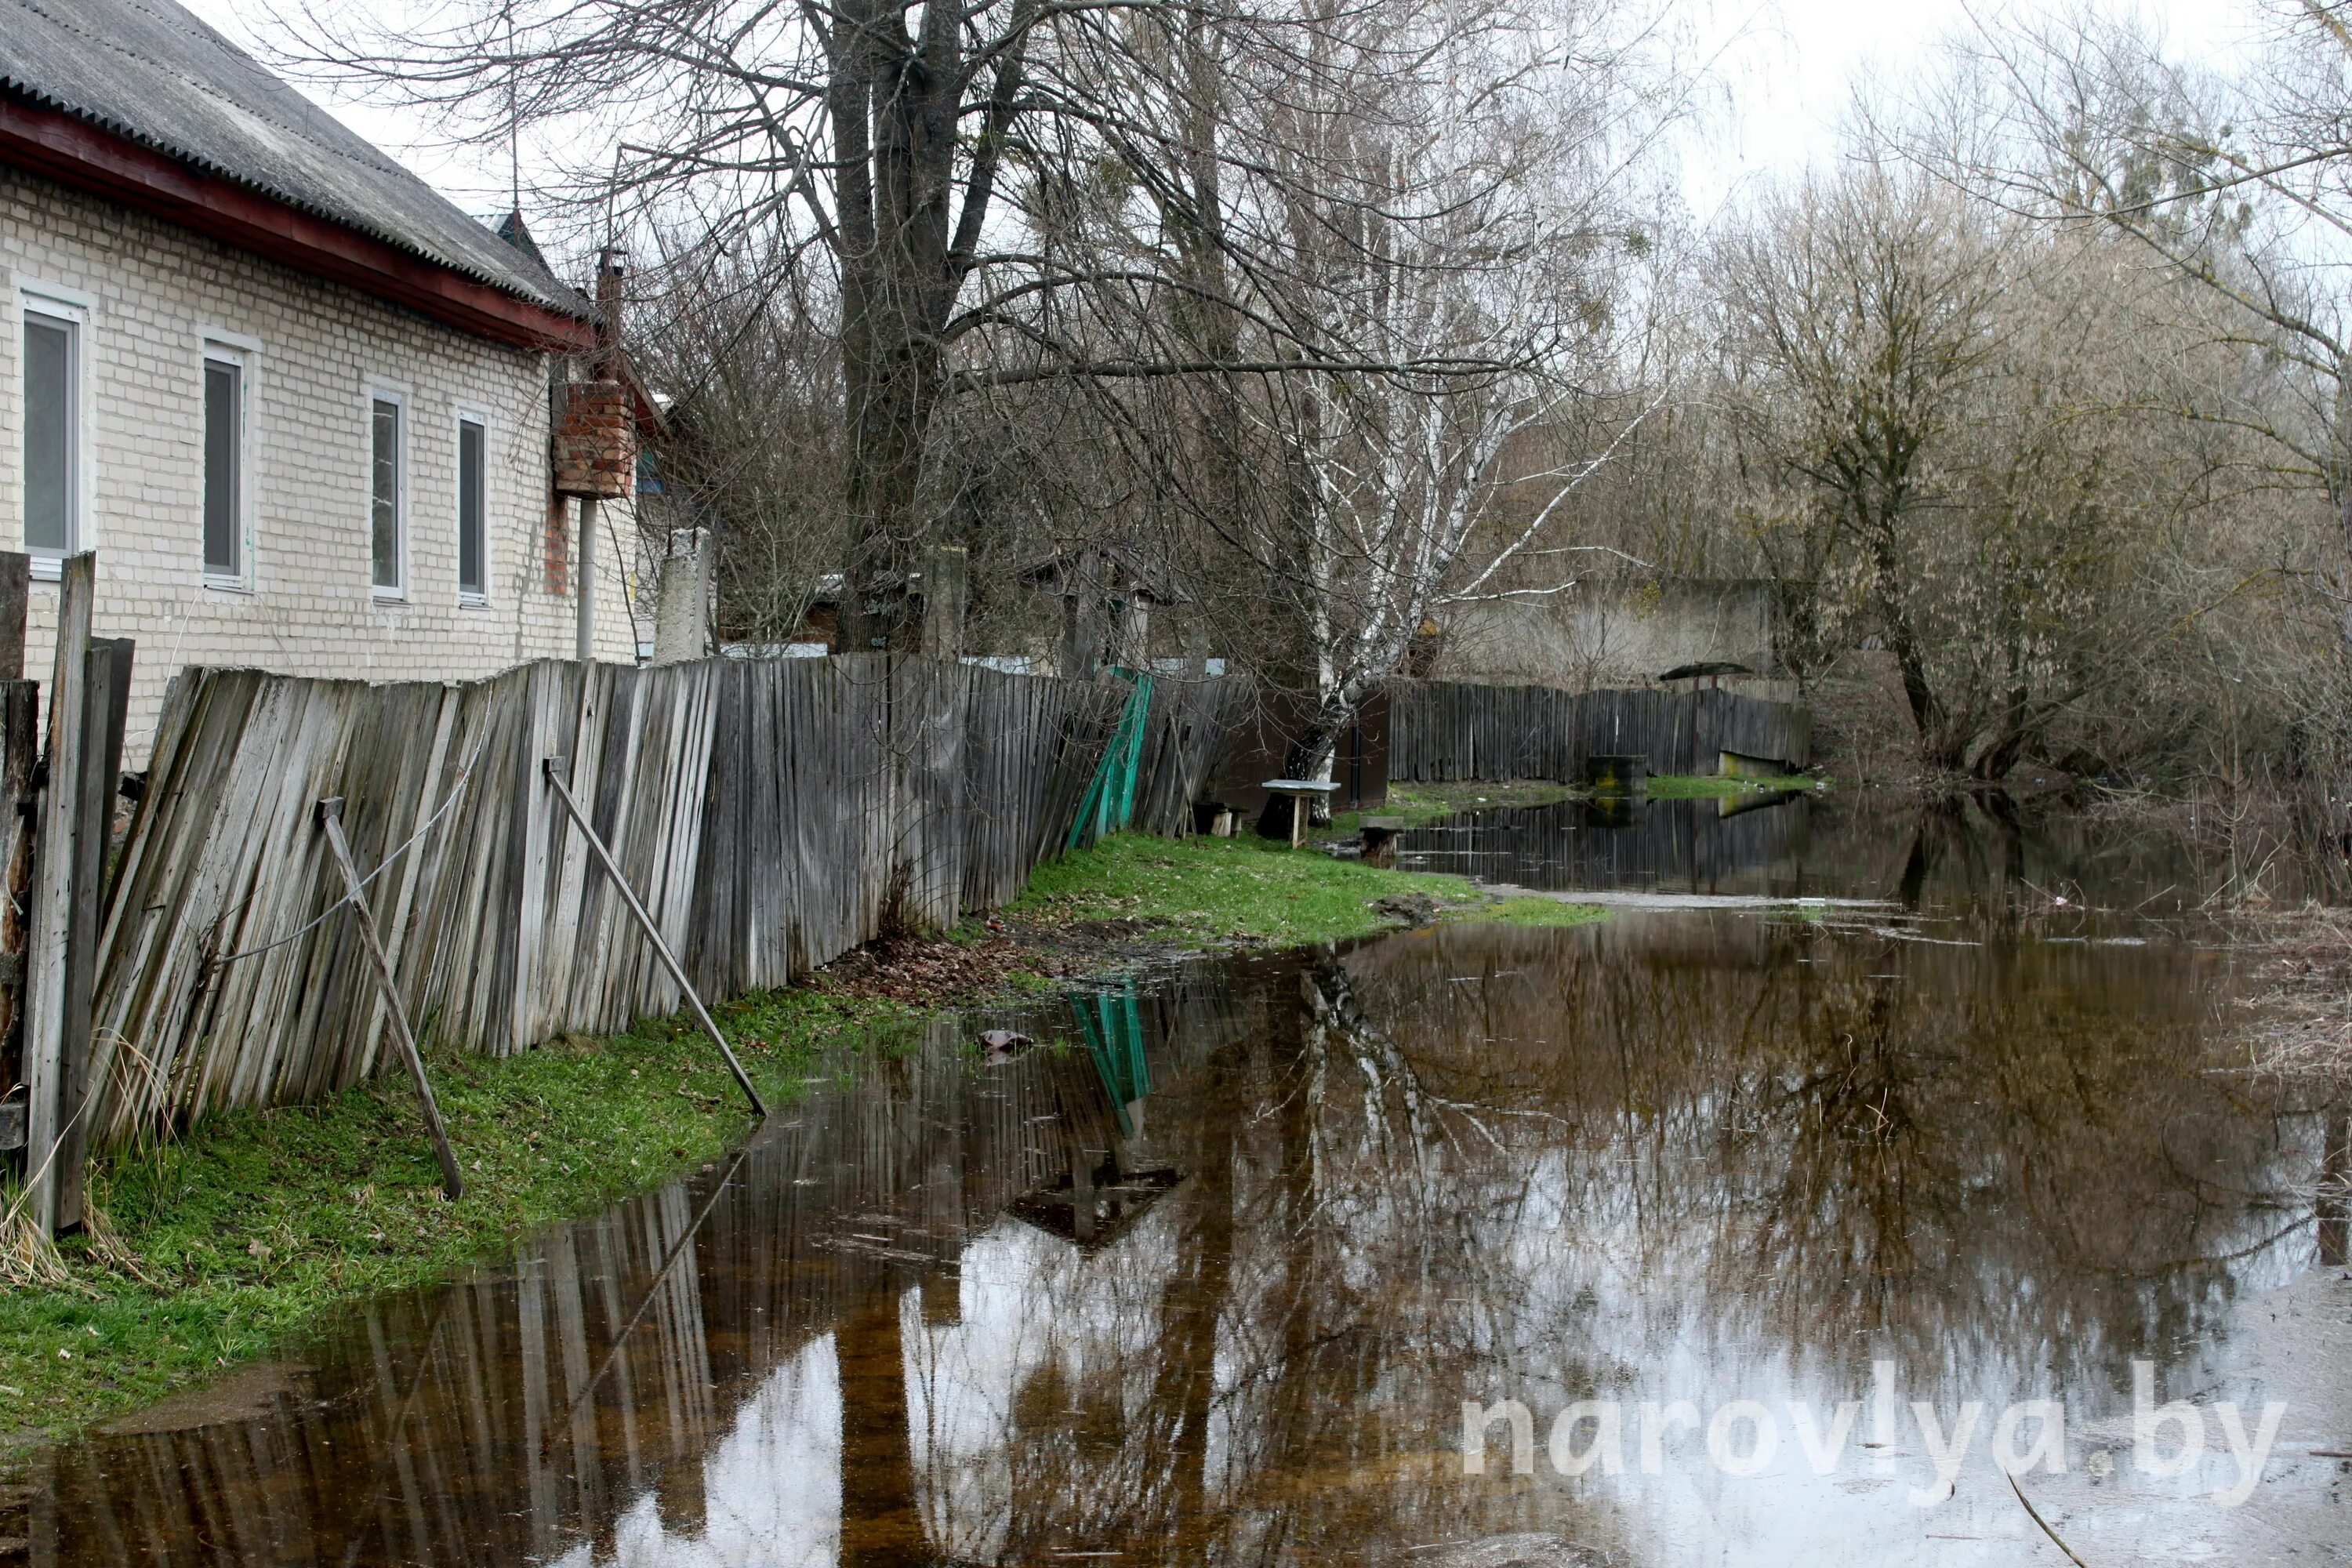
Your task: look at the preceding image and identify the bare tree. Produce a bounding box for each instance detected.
[1949,6,2352,553]
[1933,5,2352,795]
[1714,165,2010,769]
[637,241,851,644]
[281,0,1619,659]
[1087,0,1682,785]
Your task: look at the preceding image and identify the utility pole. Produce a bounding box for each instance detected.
[576,495,596,662]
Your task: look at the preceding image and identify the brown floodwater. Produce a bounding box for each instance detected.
[24,797,2351,1565]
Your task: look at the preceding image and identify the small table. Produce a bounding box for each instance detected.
[1262,779,1341,848]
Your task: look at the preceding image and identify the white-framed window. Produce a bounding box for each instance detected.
[20,292,86,571]
[455,410,488,604]
[202,343,249,585]
[368,389,406,598]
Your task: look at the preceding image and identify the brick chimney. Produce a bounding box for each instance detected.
[553,247,636,501]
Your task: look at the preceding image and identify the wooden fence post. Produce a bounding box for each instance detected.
[920,545,967,660]
[21,554,93,1234]
[0,685,34,1156]
[52,637,129,1230]
[0,554,25,684]
[0,552,31,1162]
[318,798,464,1201]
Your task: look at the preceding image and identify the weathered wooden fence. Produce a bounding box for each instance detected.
[1386,680,1810,782]
[82,656,1236,1149]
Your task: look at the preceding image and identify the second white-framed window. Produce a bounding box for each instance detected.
[202,345,248,583]
[368,390,405,598]
[456,412,488,604]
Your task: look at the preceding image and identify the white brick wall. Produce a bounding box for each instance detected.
[0,167,644,764]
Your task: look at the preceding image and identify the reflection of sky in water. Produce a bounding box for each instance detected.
[568,1335,841,1567]
[907,1218,1191,1563]
[34,827,2345,1564]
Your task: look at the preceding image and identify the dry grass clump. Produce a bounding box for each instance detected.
[2234,904,2352,1083]
[0,1195,78,1294]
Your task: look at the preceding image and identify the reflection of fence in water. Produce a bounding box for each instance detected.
[40,969,1251,1566]
[1399,793,1811,893]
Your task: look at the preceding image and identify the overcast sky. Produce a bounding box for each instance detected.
[177,0,2267,245]
[1685,0,2256,216]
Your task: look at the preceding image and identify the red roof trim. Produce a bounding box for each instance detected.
[0,93,594,352]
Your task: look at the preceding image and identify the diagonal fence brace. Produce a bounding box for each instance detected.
[318,798,463,1200]
[543,757,767,1117]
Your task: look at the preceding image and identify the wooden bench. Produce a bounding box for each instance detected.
[1261,779,1341,847]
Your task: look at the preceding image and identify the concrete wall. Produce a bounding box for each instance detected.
[0,168,643,761]
[1434,578,1777,689]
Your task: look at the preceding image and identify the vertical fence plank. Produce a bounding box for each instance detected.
[52,637,130,1229]
[23,553,93,1231]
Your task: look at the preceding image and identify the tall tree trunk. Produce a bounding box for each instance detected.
[1972,682,2033,782]
[1866,521,1955,769]
[832,0,964,653]
[840,336,944,650]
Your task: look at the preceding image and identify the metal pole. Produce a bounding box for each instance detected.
[318,798,463,1200]
[542,757,766,1116]
[575,495,597,663]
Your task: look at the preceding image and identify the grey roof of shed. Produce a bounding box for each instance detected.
[0,0,584,316]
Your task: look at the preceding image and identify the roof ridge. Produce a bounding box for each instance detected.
[0,0,586,322]
[9,0,414,185]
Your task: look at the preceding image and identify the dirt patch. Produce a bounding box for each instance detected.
[1369,892,1439,926]
[811,916,1184,1006]
[813,931,1047,1005]
[1025,916,1175,956]
[814,907,1223,1006]
[97,1360,314,1436]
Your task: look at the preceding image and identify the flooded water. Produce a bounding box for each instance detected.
[25,794,2350,1565]
[1396,787,2254,914]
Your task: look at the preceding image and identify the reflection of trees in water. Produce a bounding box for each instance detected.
[1330,920,2311,1406]
[1412,788,2302,913]
[1826,790,2302,915]
[893,967,1585,1565]
[33,928,2318,1566]
[2320,1108,2350,1266]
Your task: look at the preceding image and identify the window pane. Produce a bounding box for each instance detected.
[371,399,400,590]
[204,359,240,575]
[24,315,73,553]
[458,419,485,596]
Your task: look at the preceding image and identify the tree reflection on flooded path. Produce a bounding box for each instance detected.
[30,826,2347,1565]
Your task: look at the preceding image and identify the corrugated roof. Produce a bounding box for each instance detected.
[0,0,586,318]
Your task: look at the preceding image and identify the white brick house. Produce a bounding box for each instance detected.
[0,0,647,760]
